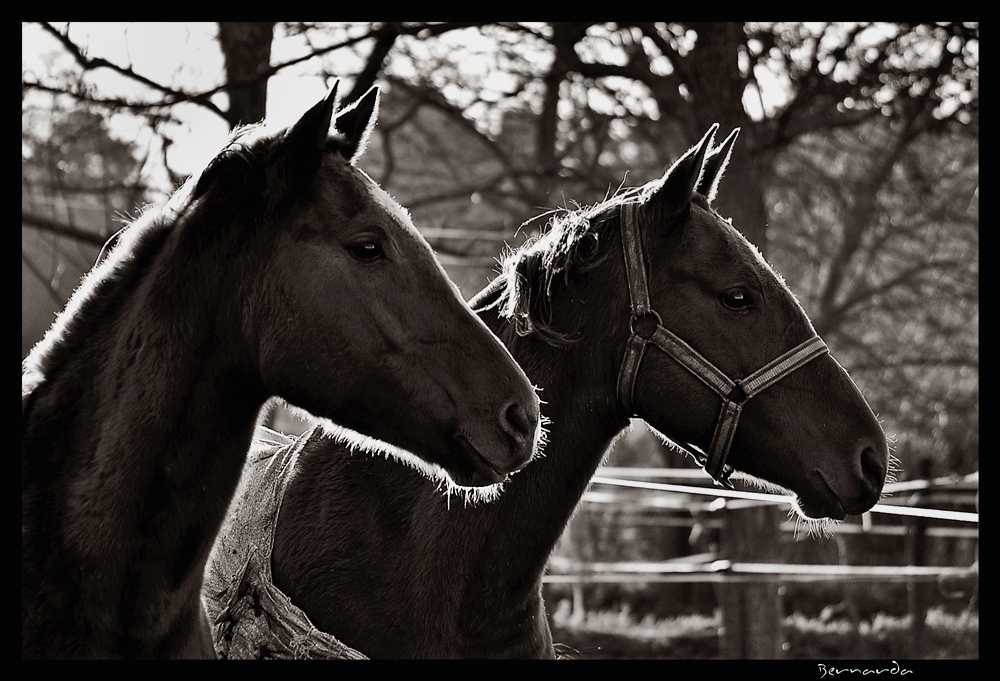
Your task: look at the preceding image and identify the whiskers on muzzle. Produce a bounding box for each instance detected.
[436,411,552,508]
[730,471,841,538]
[882,446,902,501]
[786,509,840,539]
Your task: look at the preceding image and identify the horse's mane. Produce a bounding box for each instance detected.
[490,186,650,347]
[22,191,181,409]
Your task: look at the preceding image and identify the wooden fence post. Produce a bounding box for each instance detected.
[906,494,929,657]
[906,458,933,658]
[718,500,784,658]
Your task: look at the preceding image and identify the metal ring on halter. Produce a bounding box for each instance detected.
[629,310,663,339]
[726,380,748,405]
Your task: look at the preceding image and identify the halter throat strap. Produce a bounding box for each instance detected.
[616,202,829,487]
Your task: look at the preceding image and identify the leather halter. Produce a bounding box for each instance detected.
[616,202,829,488]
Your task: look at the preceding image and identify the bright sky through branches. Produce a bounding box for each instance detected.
[23,22,790,192]
[22,22,339,192]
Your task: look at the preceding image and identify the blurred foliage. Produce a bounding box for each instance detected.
[21,106,150,357]
[766,122,978,478]
[23,108,145,196]
[548,604,977,659]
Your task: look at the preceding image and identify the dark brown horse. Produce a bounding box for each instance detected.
[232,126,889,657]
[21,83,539,659]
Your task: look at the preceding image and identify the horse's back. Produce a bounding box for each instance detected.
[269,435,483,657]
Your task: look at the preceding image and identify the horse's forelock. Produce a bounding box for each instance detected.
[321,128,353,160]
[191,119,332,224]
[193,124,268,199]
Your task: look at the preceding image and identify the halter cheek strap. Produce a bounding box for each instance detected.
[616,202,829,488]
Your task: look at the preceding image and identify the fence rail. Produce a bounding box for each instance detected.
[553,466,978,658]
[588,471,979,524]
[544,559,978,584]
[563,469,978,583]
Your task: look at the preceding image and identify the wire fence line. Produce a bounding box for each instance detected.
[547,468,978,590]
[547,468,979,660]
[543,561,977,585]
[588,471,979,524]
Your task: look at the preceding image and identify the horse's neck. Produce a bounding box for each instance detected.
[268,300,626,658]
[88,301,261,537]
[476,305,627,577]
[23,250,266,631]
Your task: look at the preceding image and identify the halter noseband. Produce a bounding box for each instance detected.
[616,202,829,489]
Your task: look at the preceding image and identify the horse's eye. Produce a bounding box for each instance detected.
[348,241,385,262]
[721,289,752,310]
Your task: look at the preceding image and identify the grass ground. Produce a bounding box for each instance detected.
[549,602,978,659]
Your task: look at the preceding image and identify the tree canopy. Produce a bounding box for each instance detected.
[22,21,978,477]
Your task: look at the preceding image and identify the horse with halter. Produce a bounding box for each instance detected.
[21,83,540,658]
[208,124,889,658]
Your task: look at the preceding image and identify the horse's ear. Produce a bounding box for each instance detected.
[649,124,719,218]
[279,80,340,175]
[332,85,380,165]
[285,81,340,157]
[697,128,739,203]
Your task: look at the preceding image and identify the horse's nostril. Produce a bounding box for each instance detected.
[860,445,887,491]
[501,400,535,445]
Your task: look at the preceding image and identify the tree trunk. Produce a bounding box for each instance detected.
[535,23,592,206]
[346,23,400,104]
[217,22,276,129]
[684,23,770,254]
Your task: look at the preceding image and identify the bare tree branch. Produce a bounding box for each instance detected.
[36,22,228,119]
[21,250,67,306]
[384,76,535,204]
[23,213,108,247]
